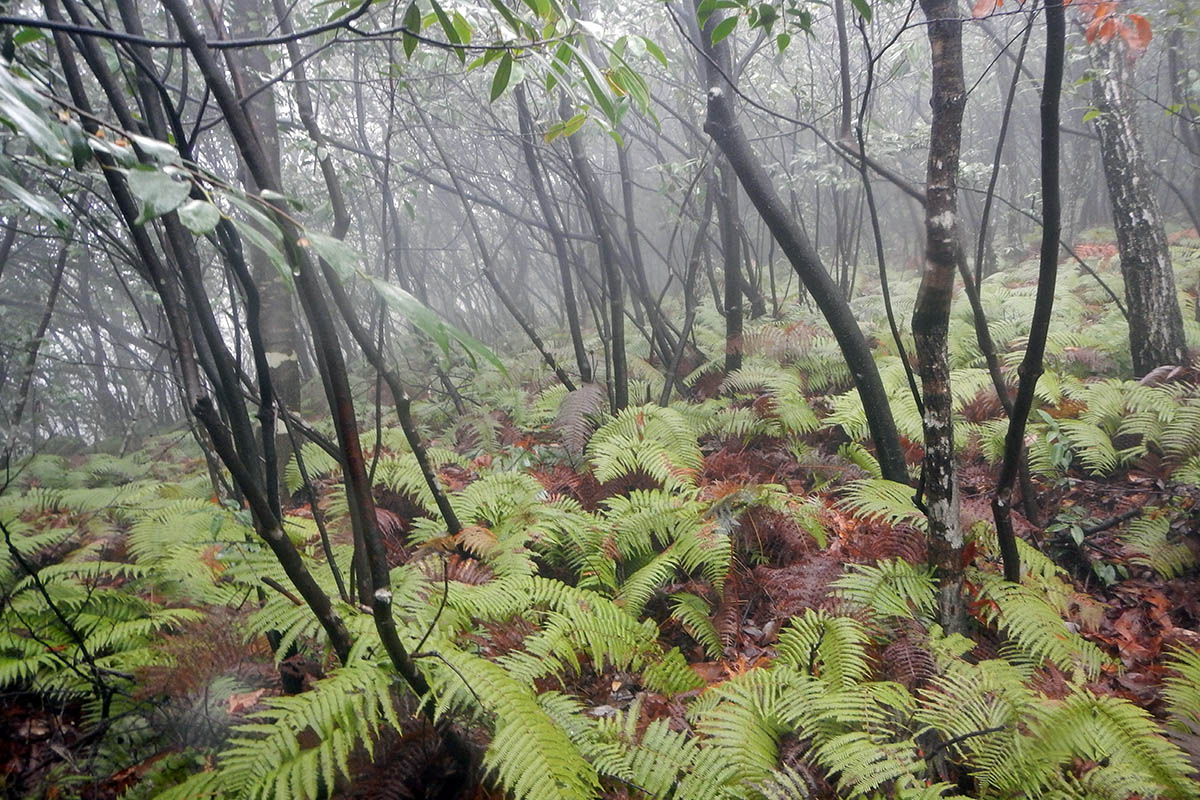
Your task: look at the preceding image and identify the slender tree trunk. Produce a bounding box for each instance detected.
[1090,40,1188,375]
[227,0,303,477]
[11,235,70,430]
[914,0,967,634]
[562,99,628,411]
[690,1,908,484]
[514,85,592,384]
[0,219,16,283]
[993,0,1067,583]
[716,156,743,374]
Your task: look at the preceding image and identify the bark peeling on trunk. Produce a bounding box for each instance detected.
[1090,40,1188,376]
[915,0,966,635]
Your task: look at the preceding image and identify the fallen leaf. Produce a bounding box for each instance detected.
[227,689,265,715]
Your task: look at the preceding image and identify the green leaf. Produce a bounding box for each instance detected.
[230,216,292,292]
[428,0,466,64]
[259,189,302,211]
[544,112,586,142]
[490,54,514,102]
[130,134,181,165]
[0,65,72,163]
[776,32,792,52]
[1082,107,1101,123]
[124,166,191,224]
[0,174,70,231]
[451,10,472,44]
[367,276,505,374]
[402,1,421,58]
[850,0,873,23]
[177,199,221,235]
[641,36,668,69]
[302,232,359,280]
[13,28,46,47]
[710,16,738,45]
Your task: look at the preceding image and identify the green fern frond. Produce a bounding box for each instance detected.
[283,442,342,494]
[722,364,819,436]
[1163,646,1200,730]
[434,645,601,800]
[832,560,937,622]
[588,404,702,490]
[204,658,401,800]
[669,592,723,659]
[1012,692,1199,799]
[775,609,873,689]
[1122,511,1198,579]
[838,480,926,529]
[971,572,1110,679]
[641,647,706,696]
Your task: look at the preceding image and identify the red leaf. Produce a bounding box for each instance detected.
[1098,17,1118,44]
[1083,2,1115,43]
[972,0,999,17]
[1120,13,1152,58]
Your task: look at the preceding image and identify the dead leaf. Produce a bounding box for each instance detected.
[227,689,265,715]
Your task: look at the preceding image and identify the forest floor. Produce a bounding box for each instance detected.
[3,232,1200,799]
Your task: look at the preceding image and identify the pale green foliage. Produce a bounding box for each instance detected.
[588,404,702,490]
[721,363,820,436]
[838,479,927,529]
[971,571,1111,679]
[1163,646,1200,732]
[1122,510,1198,579]
[669,592,723,658]
[155,658,400,800]
[832,559,938,623]
[283,441,342,494]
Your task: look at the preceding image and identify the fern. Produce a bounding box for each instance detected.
[838,479,927,529]
[283,442,342,494]
[433,645,602,800]
[588,404,702,490]
[832,560,938,623]
[722,364,820,436]
[1122,510,1198,579]
[157,658,401,800]
[669,592,723,659]
[971,572,1111,679]
[775,609,874,690]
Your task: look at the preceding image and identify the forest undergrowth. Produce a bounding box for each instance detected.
[2,233,1200,800]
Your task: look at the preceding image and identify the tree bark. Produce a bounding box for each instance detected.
[1090,39,1188,375]
[716,156,743,374]
[562,99,628,412]
[690,1,908,484]
[515,85,592,384]
[993,0,1067,584]
[10,234,70,431]
[914,0,967,634]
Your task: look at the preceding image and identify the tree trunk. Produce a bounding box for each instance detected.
[562,99,628,411]
[1090,39,1188,375]
[914,0,966,634]
[691,1,908,484]
[515,85,592,384]
[228,0,303,473]
[716,156,743,374]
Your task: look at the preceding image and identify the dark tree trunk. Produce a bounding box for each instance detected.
[716,157,743,374]
[515,85,592,384]
[1090,40,1188,375]
[691,1,908,484]
[914,0,966,634]
[993,0,1068,584]
[11,235,70,431]
[562,99,628,411]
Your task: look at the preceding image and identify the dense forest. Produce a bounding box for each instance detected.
[0,0,1198,797]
